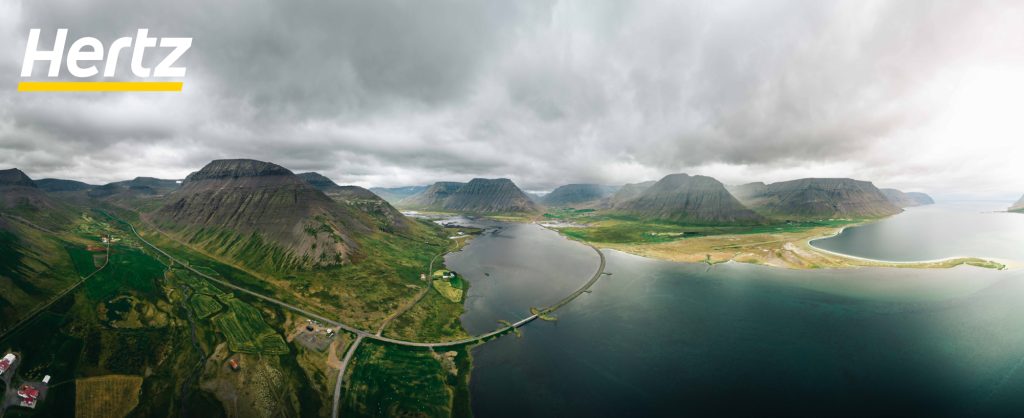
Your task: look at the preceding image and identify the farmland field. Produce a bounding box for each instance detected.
[75,374,144,418]
[212,297,289,354]
[190,294,222,319]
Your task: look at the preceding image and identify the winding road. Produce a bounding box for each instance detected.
[115,216,606,417]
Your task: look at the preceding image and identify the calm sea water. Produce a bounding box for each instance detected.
[812,201,1024,262]
[444,206,1024,417]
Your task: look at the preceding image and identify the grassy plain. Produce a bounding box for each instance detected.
[75,375,144,418]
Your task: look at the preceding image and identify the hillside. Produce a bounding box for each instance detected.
[609,181,656,207]
[880,188,935,207]
[441,178,540,213]
[614,174,764,224]
[398,182,465,210]
[153,160,373,271]
[0,169,76,228]
[369,186,428,204]
[36,178,94,193]
[731,178,901,219]
[541,184,618,208]
[1011,195,1024,212]
[298,172,411,233]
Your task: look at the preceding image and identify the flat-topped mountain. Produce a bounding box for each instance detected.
[36,178,94,192]
[154,159,372,271]
[731,178,901,219]
[298,172,410,233]
[443,178,540,213]
[541,184,618,208]
[88,176,180,198]
[880,188,935,208]
[1011,195,1024,212]
[614,174,764,224]
[369,185,428,204]
[398,182,465,209]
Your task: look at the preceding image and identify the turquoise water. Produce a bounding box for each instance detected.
[812,201,1024,262]
[445,208,1024,416]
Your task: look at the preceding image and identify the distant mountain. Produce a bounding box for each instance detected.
[153,159,373,271]
[398,179,540,214]
[609,181,656,207]
[369,186,428,204]
[614,174,764,224]
[731,178,901,219]
[398,182,466,210]
[443,178,540,213]
[541,184,618,208]
[1011,195,1024,212]
[0,168,75,228]
[880,188,935,208]
[298,172,410,233]
[88,177,180,198]
[36,178,94,192]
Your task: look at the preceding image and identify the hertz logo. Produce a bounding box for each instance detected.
[19,29,191,92]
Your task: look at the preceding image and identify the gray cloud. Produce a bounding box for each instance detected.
[1,0,1023,198]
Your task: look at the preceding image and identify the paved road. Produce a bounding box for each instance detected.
[331,335,364,418]
[122,217,605,348]
[0,238,109,342]
[116,216,607,418]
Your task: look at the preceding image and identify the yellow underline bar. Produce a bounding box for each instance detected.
[18,81,183,92]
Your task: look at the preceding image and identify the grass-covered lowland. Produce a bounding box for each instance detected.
[0,202,477,417]
[544,208,1005,270]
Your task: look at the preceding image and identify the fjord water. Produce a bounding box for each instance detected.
[444,206,1024,416]
[812,201,1024,262]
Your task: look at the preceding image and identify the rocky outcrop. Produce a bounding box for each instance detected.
[541,184,618,208]
[880,188,935,208]
[731,178,901,219]
[154,160,372,271]
[614,174,764,224]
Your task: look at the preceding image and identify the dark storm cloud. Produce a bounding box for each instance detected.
[1,0,1022,196]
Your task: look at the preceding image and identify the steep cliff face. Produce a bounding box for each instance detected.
[398,182,465,210]
[541,184,618,207]
[732,178,901,219]
[298,172,411,233]
[614,174,764,224]
[880,188,935,208]
[154,160,371,271]
[1011,195,1024,212]
[441,178,540,213]
[609,181,656,208]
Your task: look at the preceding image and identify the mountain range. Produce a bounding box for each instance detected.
[399,178,539,214]
[729,178,902,220]
[540,184,618,208]
[613,174,765,224]
[880,188,935,208]
[298,172,410,233]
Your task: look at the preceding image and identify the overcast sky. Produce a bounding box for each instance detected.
[1,0,1023,199]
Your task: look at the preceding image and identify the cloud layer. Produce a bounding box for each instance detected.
[2,0,1023,198]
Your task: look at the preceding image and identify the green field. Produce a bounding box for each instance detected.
[190,294,222,319]
[557,215,860,244]
[212,298,289,354]
[343,340,471,417]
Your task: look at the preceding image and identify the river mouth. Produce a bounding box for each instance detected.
[446,210,1024,417]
